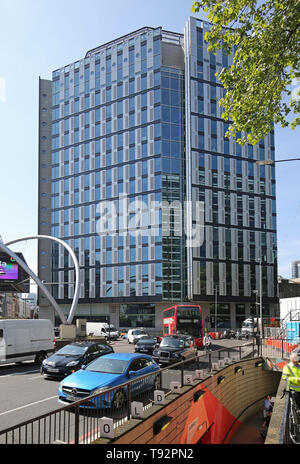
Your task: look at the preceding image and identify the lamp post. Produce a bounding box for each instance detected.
[256,156,300,340]
[214,285,218,334]
[256,158,300,165]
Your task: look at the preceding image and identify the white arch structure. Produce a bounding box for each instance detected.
[1,235,81,325]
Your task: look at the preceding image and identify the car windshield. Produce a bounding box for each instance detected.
[242,322,253,328]
[133,330,146,335]
[137,337,156,344]
[56,345,88,356]
[86,357,129,374]
[160,337,185,348]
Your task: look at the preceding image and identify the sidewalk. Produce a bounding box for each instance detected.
[229,411,265,444]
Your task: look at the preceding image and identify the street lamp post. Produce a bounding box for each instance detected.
[256,156,300,341]
[214,285,218,333]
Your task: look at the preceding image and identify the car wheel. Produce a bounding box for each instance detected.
[112,389,125,410]
[35,352,47,366]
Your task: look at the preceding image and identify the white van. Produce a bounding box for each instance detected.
[86,322,119,340]
[241,317,261,335]
[127,328,148,344]
[0,319,55,366]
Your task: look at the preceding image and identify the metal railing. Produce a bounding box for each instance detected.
[261,338,300,360]
[0,342,256,445]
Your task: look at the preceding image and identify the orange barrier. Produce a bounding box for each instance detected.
[263,339,298,353]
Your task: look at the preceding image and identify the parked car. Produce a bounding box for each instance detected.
[41,341,114,379]
[58,353,160,409]
[127,328,148,344]
[134,336,159,355]
[152,334,197,366]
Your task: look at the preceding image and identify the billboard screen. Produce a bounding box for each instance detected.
[0,257,19,281]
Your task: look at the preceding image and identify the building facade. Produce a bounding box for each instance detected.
[291,260,300,279]
[38,17,278,331]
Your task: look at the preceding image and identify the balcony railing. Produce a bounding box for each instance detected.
[0,342,255,445]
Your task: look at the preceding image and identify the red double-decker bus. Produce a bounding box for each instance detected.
[162,305,204,348]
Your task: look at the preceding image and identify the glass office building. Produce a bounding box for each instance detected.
[38,18,278,331]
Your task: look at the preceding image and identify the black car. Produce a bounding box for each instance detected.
[40,341,114,379]
[152,334,197,366]
[134,336,160,355]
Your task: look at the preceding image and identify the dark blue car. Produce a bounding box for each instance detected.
[58,352,160,409]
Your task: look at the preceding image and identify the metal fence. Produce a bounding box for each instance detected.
[261,338,300,361]
[0,342,256,444]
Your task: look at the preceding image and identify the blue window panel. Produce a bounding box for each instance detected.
[106,168,112,183]
[155,246,162,260]
[170,125,180,141]
[154,71,160,86]
[142,247,148,261]
[130,182,135,195]
[130,248,136,261]
[141,127,147,142]
[130,164,135,178]
[154,140,161,155]
[129,130,135,145]
[141,109,147,124]
[198,135,205,150]
[154,106,161,120]
[170,108,180,124]
[162,123,170,140]
[155,157,161,172]
[106,137,112,151]
[162,106,170,122]
[153,39,160,55]
[162,158,170,172]
[142,177,148,191]
[141,76,147,91]
[248,162,254,177]
[161,89,170,105]
[162,141,170,156]
[173,159,181,173]
[142,143,148,158]
[170,90,180,107]
[224,140,230,155]
[118,132,123,147]
[130,147,135,161]
[224,157,230,172]
[154,88,160,104]
[171,141,180,157]
[129,113,135,128]
[211,136,218,152]
[117,84,123,98]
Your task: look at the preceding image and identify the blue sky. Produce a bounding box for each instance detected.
[0,0,299,282]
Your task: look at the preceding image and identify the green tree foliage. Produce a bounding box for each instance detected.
[192,0,300,144]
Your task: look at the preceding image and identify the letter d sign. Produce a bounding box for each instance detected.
[154,390,165,405]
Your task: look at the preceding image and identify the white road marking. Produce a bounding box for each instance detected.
[0,370,40,378]
[0,396,57,417]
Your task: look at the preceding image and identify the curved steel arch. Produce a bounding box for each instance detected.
[0,242,67,324]
[4,235,80,325]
